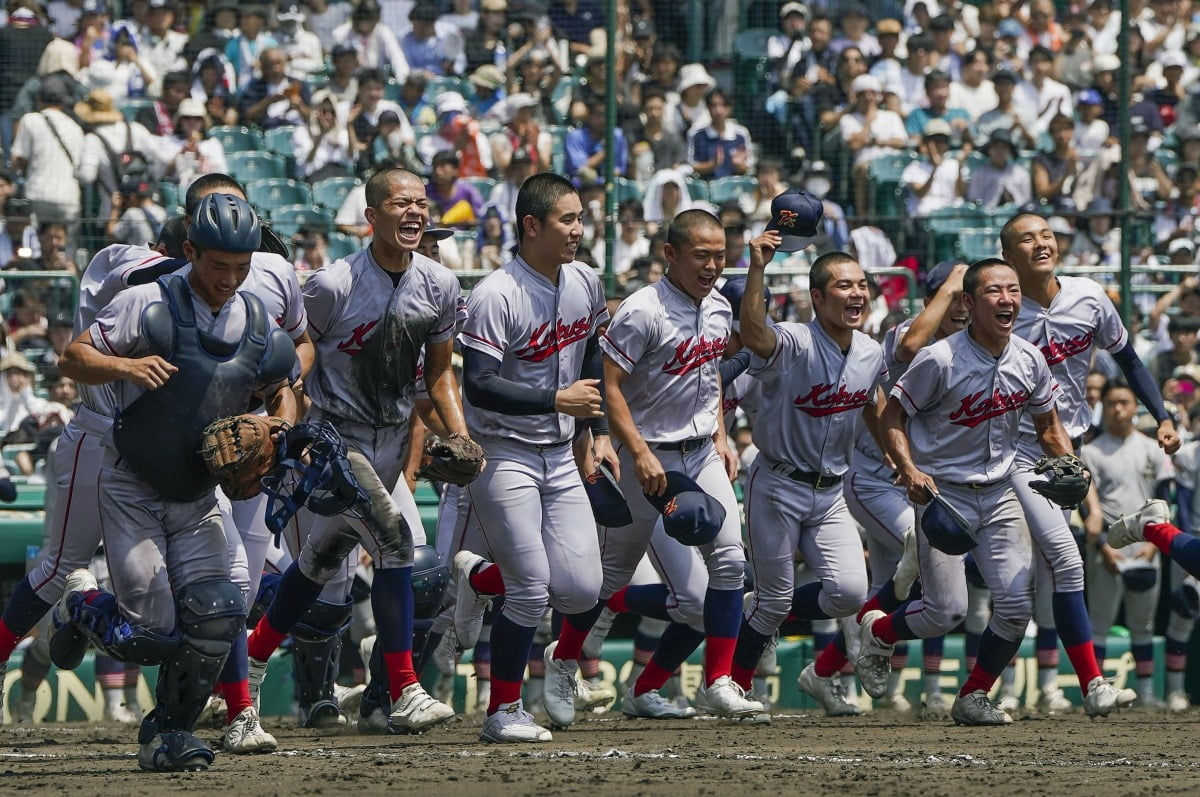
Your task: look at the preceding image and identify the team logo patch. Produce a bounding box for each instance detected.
[514,316,592,362]
[336,320,380,356]
[664,497,679,516]
[949,388,1031,427]
[792,382,871,417]
[1040,330,1096,365]
[776,209,799,229]
[662,335,728,376]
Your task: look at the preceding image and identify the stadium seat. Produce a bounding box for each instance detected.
[227,151,286,180]
[210,125,265,153]
[247,178,314,211]
[545,125,568,174]
[326,231,359,260]
[614,177,641,203]
[957,227,1001,261]
[463,177,497,198]
[119,98,154,122]
[550,76,580,123]
[425,76,474,102]
[312,176,360,211]
[924,205,986,264]
[686,179,710,203]
[708,175,757,205]
[264,126,299,157]
[270,205,335,238]
[158,181,181,213]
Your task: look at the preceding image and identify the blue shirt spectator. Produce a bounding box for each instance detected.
[566,104,628,177]
[688,88,754,180]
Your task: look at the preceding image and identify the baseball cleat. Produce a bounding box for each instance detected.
[997,691,1021,714]
[335,683,366,716]
[893,527,920,600]
[621,685,697,719]
[1106,499,1170,549]
[247,655,269,710]
[951,690,1013,725]
[855,610,893,699]
[921,691,951,720]
[452,551,493,650]
[699,675,765,719]
[1036,687,1074,714]
[543,641,579,727]
[197,695,227,728]
[798,662,861,717]
[876,693,913,713]
[104,701,141,724]
[432,629,458,677]
[581,607,617,660]
[13,684,36,724]
[223,706,278,754]
[49,569,98,671]
[138,730,215,772]
[480,702,553,743]
[1083,677,1137,717]
[1168,691,1191,713]
[575,677,616,712]
[390,682,455,732]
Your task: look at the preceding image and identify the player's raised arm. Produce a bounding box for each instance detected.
[742,230,782,358]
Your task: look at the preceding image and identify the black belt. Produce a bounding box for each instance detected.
[966,481,1003,490]
[771,461,842,489]
[657,436,710,454]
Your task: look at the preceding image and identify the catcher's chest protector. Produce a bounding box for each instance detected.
[114,274,295,502]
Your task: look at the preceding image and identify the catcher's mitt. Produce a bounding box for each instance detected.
[416,433,485,485]
[201,415,290,500]
[1029,454,1091,508]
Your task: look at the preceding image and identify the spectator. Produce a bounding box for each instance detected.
[74,0,115,71]
[740,157,789,234]
[421,91,492,177]
[426,150,483,228]
[188,47,236,107]
[1157,163,1200,243]
[963,128,1031,209]
[371,108,421,174]
[831,4,879,60]
[402,1,466,77]
[928,14,963,80]
[487,146,534,226]
[508,9,570,90]
[1019,45,1073,137]
[949,48,997,122]
[293,228,330,274]
[793,14,837,90]
[1049,214,1080,267]
[1123,122,1173,205]
[549,0,604,57]
[12,77,84,232]
[224,4,277,92]
[812,45,866,134]
[994,18,1029,68]
[868,19,903,102]
[183,0,239,65]
[8,38,90,127]
[1087,0,1121,55]
[566,102,628,181]
[839,74,906,216]
[295,92,353,182]
[321,43,362,106]
[508,48,561,123]
[622,17,657,102]
[1153,315,1200,388]
[275,1,325,82]
[139,0,187,86]
[1069,197,1120,266]
[568,51,608,125]
[689,87,753,180]
[468,64,506,119]
[627,86,686,180]
[1148,50,1188,127]
[105,175,167,245]
[489,93,549,172]
[475,204,513,271]
[723,221,749,269]
[895,33,933,116]
[335,180,369,239]
[464,0,509,75]
[348,68,406,171]
[333,0,409,81]
[674,63,717,135]
[75,89,168,227]
[1056,11,1094,90]
[1141,0,1185,59]
[1024,0,1064,53]
[638,42,681,107]
[1073,89,1110,162]
[238,48,311,130]
[902,118,965,217]
[1032,113,1081,209]
[5,290,50,352]
[768,2,810,89]
[79,25,156,102]
[976,69,1037,150]
[33,221,76,276]
[904,70,971,145]
[305,0,352,51]
[136,69,188,136]
[0,198,37,268]
[642,167,693,232]
[47,0,84,39]
[161,97,227,194]
[417,223,463,269]
[0,351,49,433]
[611,198,649,276]
[0,2,53,161]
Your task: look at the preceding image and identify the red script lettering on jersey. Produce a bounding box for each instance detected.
[662,335,727,376]
[1040,330,1095,365]
[336,320,380,356]
[792,383,870,417]
[514,316,592,362]
[949,388,1030,427]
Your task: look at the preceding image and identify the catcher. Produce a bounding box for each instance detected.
[52,194,298,772]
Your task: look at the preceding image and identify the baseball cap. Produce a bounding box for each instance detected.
[922,118,952,139]
[991,68,1018,84]
[922,490,977,555]
[1048,216,1075,236]
[1161,50,1188,70]
[331,43,358,58]
[997,18,1024,38]
[877,18,902,35]
[643,472,726,547]
[421,226,454,241]
[510,147,533,165]
[851,74,882,94]
[435,91,467,116]
[469,64,505,90]
[377,110,401,125]
[1169,237,1197,255]
[718,276,772,332]
[1077,88,1103,105]
[80,0,108,15]
[1093,53,1121,73]
[764,189,824,252]
[583,464,633,527]
[277,1,305,21]
[632,18,655,39]
[924,259,963,296]
[481,0,508,10]
[780,1,809,18]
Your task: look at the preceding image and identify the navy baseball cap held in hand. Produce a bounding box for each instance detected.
[921,488,977,555]
[644,471,726,546]
[584,463,633,527]
[764,189,824,252]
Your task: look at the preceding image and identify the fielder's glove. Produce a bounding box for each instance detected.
[201,414,291,500]
[416,433,486,485]
[1029,454,1091,509]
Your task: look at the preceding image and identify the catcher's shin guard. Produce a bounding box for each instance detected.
[292,599,354,725]
[157,580,246,732]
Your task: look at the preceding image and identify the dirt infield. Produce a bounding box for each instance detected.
[1,709,1197,796]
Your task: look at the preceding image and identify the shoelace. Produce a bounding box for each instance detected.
[828,678,851,702]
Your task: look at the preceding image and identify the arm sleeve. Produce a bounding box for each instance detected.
[583,331,608,436]
[719,349,752,385]
[462,347,557,415]
[1113,340,1171,423]
[1179,484,1195,534]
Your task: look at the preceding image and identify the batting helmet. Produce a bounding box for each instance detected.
[643,471,726,547]
[189,193,262,252]
[584,463,632,527]
[921,490,977,555]
[412,545,449,619]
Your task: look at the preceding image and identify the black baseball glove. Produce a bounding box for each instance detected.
[1029,454,1091,508]
[416,433,486,485]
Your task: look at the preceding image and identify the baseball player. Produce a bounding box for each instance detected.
[452,172,614,743]
[1003,211,1165,714]
[1165,439,1200,712]
[728,228,886,713]
[245,167,460,734]
[1080,380,1173,706]
[537,210,762,726]
[834,260,968,716]
[858,258,1078,725]
[51,194,297,771]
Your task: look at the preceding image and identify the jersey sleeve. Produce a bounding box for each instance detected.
[1027,351,1059,414]
[600,295,657,374]
[1092,283,1130,352]
[749,322,808,378]
[891,345,946,416]
[1174,443,1200,489]
[300,266,344,342]
[587,268,610,334]
[89,288,151,358]
[274,256,309,339]
[459,280,510,360]
[427,268,462,345]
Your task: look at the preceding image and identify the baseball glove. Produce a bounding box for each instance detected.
[200,414,290,500]
[1029,454,1092,508]
[416,433,485,485]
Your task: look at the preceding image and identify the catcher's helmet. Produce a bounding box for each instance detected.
[262,422,366,535]
[412,545,449,619]
[189,193,262,253]
[921,490,977,555]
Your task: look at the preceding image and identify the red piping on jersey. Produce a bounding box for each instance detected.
[461,330,504,351]
[600,333,636,370]
[118,254,165,281]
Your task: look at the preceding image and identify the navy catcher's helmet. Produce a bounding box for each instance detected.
[262,422,367,536]
[189,193,262,253]
[411,544,449,619]
[643,471,726,547]
[921,490,977,555]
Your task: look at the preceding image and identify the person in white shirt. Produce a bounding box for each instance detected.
[274,1,326,82]
[304,0,353,51]
[902,118,965,217]
[333,0,409,82]
[11,78,85,229]
[964,129,1032,210]
[1018,45,1073,138]
[74,90,170,225]
[895,33,933,116]
[840,74,907,216]
[163,97,228,193]
[949,48,997,122]
[294,92,353,182]
[139,0,188,92]
[0,351,49,434]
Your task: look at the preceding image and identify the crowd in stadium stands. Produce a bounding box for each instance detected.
[5,1,1200,452]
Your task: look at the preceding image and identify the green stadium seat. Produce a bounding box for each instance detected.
[550,76,580,123]
[264,126,299,157]
[270,205,335,238]
[463,177,497,198]
[957,227,1001,261]
[119,98,154,122]
[227,151,286,180]
[210,125,265,153]
[326,231,359,260]
[312,176,360,210]
[707,175,757,205]
[545,125,568,174]
[1157,148,1179,172]
[686,179,710,203]
[614,177,641,202]
[158,181,181,213]
[425,76,474,102]
[248,178,314,211]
